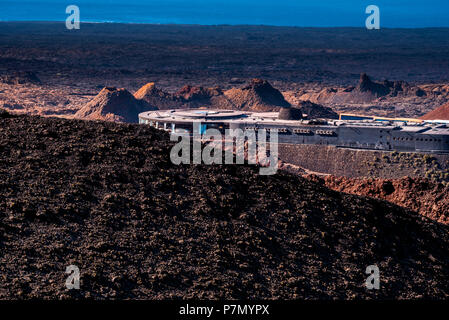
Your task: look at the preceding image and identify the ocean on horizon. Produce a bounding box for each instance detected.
[1,0,449,28]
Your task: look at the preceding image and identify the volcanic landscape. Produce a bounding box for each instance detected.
[1,22,449,299]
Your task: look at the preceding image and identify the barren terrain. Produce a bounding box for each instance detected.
[1,22,449,119]
[1,23,449,300]
[0,111,448,299]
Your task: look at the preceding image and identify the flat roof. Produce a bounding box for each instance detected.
[138,109,449,135]
[140,109,247,121]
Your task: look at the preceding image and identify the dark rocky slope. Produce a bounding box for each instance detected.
[0,111,448,299]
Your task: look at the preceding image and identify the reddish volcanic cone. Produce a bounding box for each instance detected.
[75,87,156,123]
[134,82,158,100]
[420,102,449,120]
[134,83,184,110]
[224,78,291,111]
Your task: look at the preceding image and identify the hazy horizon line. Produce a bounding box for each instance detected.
[2,20,449,30]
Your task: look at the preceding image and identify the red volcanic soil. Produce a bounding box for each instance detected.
[0,111,449,299]
[75,87,156,123]
[315,175,449,225]
[420,102,449,120]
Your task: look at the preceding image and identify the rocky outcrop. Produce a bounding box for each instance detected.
[356,73,391,97]
[341,73,413,103]
[75,87,156,123]
[294,73,423,106]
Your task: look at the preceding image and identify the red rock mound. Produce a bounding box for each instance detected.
[356,73,391,97]
[317,175,449,225]
[75,87,156,123]
[224,78,291,111]
[134,82,184,110]
[176,85,235,109]
[420,101,449,120]
[335,73,412,104]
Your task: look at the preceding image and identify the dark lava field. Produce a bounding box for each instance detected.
[2,22,449,91]
[0,110,448,299]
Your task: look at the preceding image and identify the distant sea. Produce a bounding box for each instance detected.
[1,0,449,28]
